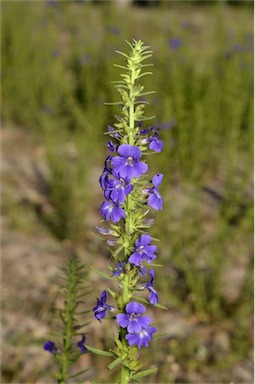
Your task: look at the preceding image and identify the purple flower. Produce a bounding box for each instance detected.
[100,200,126,223]
[116,302,152,333]
[148,173,164,211]
[93,291,114,322]
[112,262,126,276]
[99,156,112,190]
[100,169,110,190]
[149,134,164,153]
[143,269,159,305]
[125,326,157,349]
[128,234,157,266]
[169,37,182,51]
[43,340,58,353]
[105,176,133,203]
[148,189,163,211]
[107,125,121,139]
[107,140,118,153]
[111,144,148,180]
[107,239,116,246]
[152,173,163,187]
[138,266,148,276]
[139,121,149,135]
[109,26,120,36]
[77,335,87,354]
[95,226,112,235]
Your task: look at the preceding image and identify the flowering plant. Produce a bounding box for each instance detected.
[43,39,165,384]
[90,39,165,384]
[43,257,90,383]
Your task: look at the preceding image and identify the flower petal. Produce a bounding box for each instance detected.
[138,315,152,328]
[148,191,163,210]
[137,234,152,247]
[126,302,146,315]
[128,252,144,266]
[118,144,142,160]
[152,173,164,187]
[116,314,129,328]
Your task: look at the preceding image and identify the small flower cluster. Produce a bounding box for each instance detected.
[99,132,163,224]
[94,120,164,350]
[44,335,87,355]
[117,302,157,349]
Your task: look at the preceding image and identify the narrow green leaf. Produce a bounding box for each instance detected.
[108,357,122,370]
[104,102,123,106]
[90,267,113,280]
[132,295,149,305]
[113,64,131,71]
[140,54,153,62]
[149,263,163,267]
[134,100,150,105]
[154,302,168,310]
[112,244,124,258]
[138,115,156,121]
[114,84,130,90]
[76,309,92,315]
[137,72,153,79]
[114,338,123,350]
[131,367,158,380]
[86,345,114,357]
[69,368,90,378]
[139,91,156,96]
[124,39,134,49]
[140,46,152,53]
[132,295,167,309]
[107,287,117,300]
[74,320,90,328]
[115,50,129,59]
[140,63,154,67]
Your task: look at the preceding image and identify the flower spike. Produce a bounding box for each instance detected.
[93,39,164,383]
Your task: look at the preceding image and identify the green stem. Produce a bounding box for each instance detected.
[128,63,136,146]
[118,41,153,384]
[58,269,77,383]
[120,365,130,384]
[120,273,131,384]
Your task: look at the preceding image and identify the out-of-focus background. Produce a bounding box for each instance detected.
[1,1,253,383]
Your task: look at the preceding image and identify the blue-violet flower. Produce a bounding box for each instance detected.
[100,200,126,223]
[104,176,133,203]
[149,134,164,153]
[43,340,58,354]
[93,291,114,322]
[112,262,127,276]
[143,269,159,305]
[77,335,87,354]
[128,234,157,266]
[116,302,152,333]
[148,173,164,211]
[111,144,148,180]
[125,325,157,349]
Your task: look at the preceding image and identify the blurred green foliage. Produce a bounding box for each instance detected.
[2,1,253,383]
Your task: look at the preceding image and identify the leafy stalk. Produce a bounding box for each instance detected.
[44,256,90,383]
[92,39,163,384]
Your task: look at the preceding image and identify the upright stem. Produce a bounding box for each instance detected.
[128,63,136,146]
[118,41,153,383]
[120,365,130,384]
[120,272,130,384]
